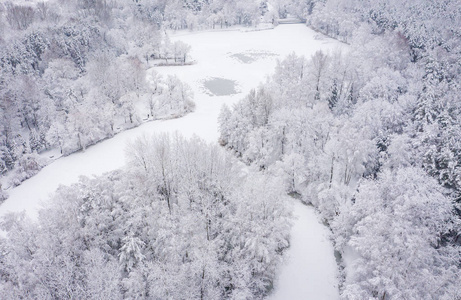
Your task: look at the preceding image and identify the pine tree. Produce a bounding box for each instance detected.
[218,104,232,146]
[328,79,338,110]
[29,128,41,153]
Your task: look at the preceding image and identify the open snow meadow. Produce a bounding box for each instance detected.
[1,24,344,299]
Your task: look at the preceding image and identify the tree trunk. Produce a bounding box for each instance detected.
[329,156,334,188]
[200,268,205,300]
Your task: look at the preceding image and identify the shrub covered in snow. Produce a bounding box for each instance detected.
[9,153,50,187]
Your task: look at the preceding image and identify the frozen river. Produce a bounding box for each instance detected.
[0,24,343,299]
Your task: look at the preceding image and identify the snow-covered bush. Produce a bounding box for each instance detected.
[0,187,8,203]
[152,75,195,118]
[9,152,49,187]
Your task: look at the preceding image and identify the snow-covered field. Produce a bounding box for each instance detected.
[0,24,344,299]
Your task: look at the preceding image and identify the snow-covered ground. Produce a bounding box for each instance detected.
[268,201,339,300]
[0,24,344,299]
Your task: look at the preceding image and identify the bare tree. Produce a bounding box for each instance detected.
[310,50,329,101]
[36,1,49,21]
[6,3,35,30]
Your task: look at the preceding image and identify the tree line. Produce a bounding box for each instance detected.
[0,134,292,299]
[220,0,461,298]
[0,0,209,189]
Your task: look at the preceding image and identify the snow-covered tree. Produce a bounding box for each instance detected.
[340,167,460,299]
[0,134,292,298]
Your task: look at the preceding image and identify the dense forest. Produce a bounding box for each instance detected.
[0,0,460,299]
[0,1,292,298]
[220,0,461,298]
[0,135,291,298]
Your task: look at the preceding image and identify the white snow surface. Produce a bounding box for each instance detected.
[0,24,344,299]
[268,201,339,300]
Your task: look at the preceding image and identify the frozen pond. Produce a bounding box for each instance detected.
[202,77,239,96]
[230,50,278,64]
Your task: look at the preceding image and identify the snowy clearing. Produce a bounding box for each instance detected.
[0,24,345,299]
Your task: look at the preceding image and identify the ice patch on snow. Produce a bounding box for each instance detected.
[202,77,239,96]
[230,50,278,64]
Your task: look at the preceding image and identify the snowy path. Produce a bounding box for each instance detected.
[0,24,344,299]
[268,201,339,300]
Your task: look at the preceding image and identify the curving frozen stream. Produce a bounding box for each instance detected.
[0,24,343,299]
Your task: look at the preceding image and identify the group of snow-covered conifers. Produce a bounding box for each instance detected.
[0,0,460,299]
